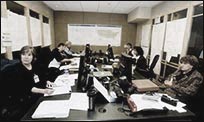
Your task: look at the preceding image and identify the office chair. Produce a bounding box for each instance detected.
[148,55,160,79]
[136,55,159,79]
[149,55,160,72]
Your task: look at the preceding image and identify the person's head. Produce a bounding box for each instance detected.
[179,55,199,72]
[57,43,65,52]
[85,44,91,50]
[20,46,36,65]
[86,43,90,47]
[135,46,144,56]
[108,44,111,48]
[65,41,72,48]
[124,43,132,53]
[126,43,132,49]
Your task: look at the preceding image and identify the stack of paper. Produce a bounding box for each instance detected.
[69,92,89,111]
[130,94,163,111]
[32,100,70,119]
[130,93,187,113]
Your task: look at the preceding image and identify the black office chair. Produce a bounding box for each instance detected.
[149,55,160,71]
[148,55,160,79]
[136,55,159,79]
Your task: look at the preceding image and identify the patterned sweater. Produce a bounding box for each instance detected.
[164,69,203,101]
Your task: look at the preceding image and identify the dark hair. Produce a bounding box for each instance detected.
[126,43,132,48]
[57,43,65,47]
[20,46,36,63]
[135,46,144,56]
[180,55,199,68]
[86,44,90,47]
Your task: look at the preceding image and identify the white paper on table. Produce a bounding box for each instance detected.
[32,100,70,119]
[55,73,78,86]
[48,58,60,68]
[155,93,187,113]
[101,65,113,69]
[130,94,163,111]
[130,93,187,113]
[93,77,116,103]
[72,53,80,57]
[44,85,71,96]
[69,92,89,111]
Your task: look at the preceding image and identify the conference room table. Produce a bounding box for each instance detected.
[21,72,195,121]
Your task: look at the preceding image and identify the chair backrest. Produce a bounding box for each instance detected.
[149,55,159,71]
[38,47,52,66]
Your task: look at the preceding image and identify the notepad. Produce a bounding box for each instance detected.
[32,100,70,119]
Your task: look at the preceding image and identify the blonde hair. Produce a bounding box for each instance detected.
[65,41,72,46]
[20,46,36,62]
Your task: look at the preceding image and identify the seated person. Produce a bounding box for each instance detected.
[50,43,72,66]
[133,46,149,77]
[83,44,92,63]
[1,46,55,121]
[63,41,75,59]
[106,44,114,59]
[124,43,133,56]
[163,55,203,103]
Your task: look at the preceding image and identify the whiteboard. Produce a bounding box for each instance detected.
[30,17,42,47]
[150,23,166,75]
[164,18,187,62]
[68,24,122,46]
[7,10,28,51]
[141,24,151,58]
[43,23,51,47]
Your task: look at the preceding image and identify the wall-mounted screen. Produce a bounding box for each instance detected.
[68,24,122,46]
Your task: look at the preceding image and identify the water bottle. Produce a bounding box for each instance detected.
[87,88,97,111]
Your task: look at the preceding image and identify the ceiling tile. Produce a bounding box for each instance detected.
[43,1,163,14]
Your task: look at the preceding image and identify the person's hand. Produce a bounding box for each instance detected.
[46,81,56,88]
[44,88,54,95]
[164,80,173,86]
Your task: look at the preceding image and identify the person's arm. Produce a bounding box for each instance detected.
[172,76,203,96]
[60,58,71,63]
[31,87,54,95]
